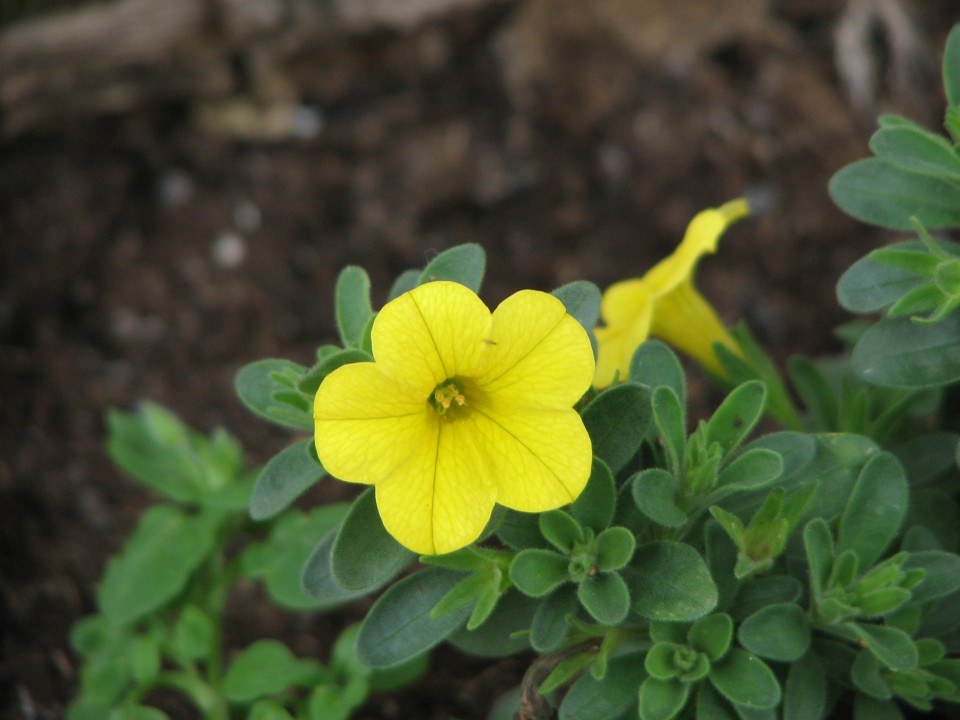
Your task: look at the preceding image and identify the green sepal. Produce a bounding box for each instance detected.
[632,469,686,529]
[708,649,781,710]
[235,359,314,430]
[334,265,374,349]
[249,439,326,521]
[509,549,570,597]
[417,243,486,292]
[737,603,810,662]
[582,383,651,475]
[577,572,630,625]
[356,567,470,667]
[330,488,414,592]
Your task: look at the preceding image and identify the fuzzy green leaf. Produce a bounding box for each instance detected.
[902,550,960,604]
[559,650,647,720]
[582,383,651,475]
[838,452,908,568]
[539,510,584,553]
[417,243,486,292]
[578,572,630,625]
[849,622,918,671]
[638,677,690,720]
[869,125,960,181]
[553,280,602,333]
[356,567,469,667]
[595,527,636,572]
[738,603,810,662]
[572,458,617,532]
[783,652,827,720]
[629,542,718,622]
[297,348,372,395]
[335,266,374,349]
[944,24,960,107]
[852,314,960,388]
[632,469,686,529]
[715,448,782,492]
[630,340,687,407]
[829,158,960,230]
[249,439,326,521]
[447,591,537,657]
[652,386,686,474]
[331,488,414,591]
[709,649,781,710]
[235,359,314,430]
[530,585,578,652]
[704,381,766,457]
[510,549,570,597]
[301,529,387,606]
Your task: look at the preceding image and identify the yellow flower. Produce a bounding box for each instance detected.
[593,199,750,387]
[314,280,595,555]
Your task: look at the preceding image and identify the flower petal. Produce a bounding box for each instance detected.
[314,362,430,485]
[375,416,497,555]
[470,404,592,512]
[475,290,595,407]
[372,281,491,393]
[593,281,653,387]
[644,199,750,297]
[651,281,741,376]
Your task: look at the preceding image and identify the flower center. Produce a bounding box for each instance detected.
[430,379,467,417]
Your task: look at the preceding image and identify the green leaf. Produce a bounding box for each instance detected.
[852,314,960,388]
[387,268,421,301]
[127,635,160,682]
[301,528,386,607]
[704,381,766,457]
[495,509,547,551]
[417,243,486,292]
[892,432,960,489]
[553,280,602,332]
[244,504,352,610]
[331,488,413,591]
[829,158,960,230]
[638,677,690,720]
[539,510,584,553]
[632,469,686,528]
[783,652,827,720]
[247,701,296,720]
[335,266,374,348]
[869,125,960,181]
[854,693,905,720]
[530,585,579,652]
[630,340,687,408]
[688,613,733,661]
[594,527,636,572]
[221,639,324,702]
[714,448,782,492]
[98,505,223,625]
[578,572,630,625]
[629,542,718,622]
[838,246,929,314]
[235,359,314,430]
[695,683,739,720]
[582,383,651,475]
[509,549,570,597]
[307,683,368,720]
[851,649,891,699]
[297,348,372,395]
[572,458,617,532]
[804,518,834,600]
[106,403,245,505]
[838,452,908,568]
[447,591,536,657]
[737,603,810,662]
[652,386,686,474]
[848,622,918,671]
[943,24,960,108]
[540,651,600,695]
[709,649,781,710]
[728,575,803,622]
[356,567,470,667]
[170,605,215,661]
[902,550,960,604]
[249,440,326,521]
[559,650,646,720]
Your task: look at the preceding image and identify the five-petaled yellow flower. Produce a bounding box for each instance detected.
[314,280,595,555]
[593,198,750,387]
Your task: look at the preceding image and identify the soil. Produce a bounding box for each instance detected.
[2,2,959,719]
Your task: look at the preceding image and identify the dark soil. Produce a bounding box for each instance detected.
[2,2,959,718]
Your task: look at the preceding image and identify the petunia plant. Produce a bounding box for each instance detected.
[69,23,960,720]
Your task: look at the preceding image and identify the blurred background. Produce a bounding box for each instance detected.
[2,0,959,717]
